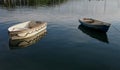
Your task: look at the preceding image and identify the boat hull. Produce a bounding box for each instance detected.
[79,19,110,32]
[8,21,47,40]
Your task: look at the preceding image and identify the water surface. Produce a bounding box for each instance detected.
[0,0,120,70]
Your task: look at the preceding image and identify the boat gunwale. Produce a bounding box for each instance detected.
[79,19,111,26]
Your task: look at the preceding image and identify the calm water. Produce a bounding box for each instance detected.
[0,0,120,70]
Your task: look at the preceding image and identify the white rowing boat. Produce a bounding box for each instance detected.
[8,21,47,40]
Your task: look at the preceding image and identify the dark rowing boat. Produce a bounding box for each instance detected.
[79,18,111,32]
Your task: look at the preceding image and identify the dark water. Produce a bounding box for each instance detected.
[0,0,120,70]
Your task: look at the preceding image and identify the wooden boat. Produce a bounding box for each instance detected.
[8,21,47,40]
[79,18,111,32]
[9,29,47,49]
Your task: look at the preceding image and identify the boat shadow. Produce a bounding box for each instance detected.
[9,29,47,49]
[78,25,109,43]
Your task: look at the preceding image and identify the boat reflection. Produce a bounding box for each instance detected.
[78,25,109,43]
[9,29,47,49]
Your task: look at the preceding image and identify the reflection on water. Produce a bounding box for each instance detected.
[78,25,109,43]
[0,0,67,9]
[0,0,120,70]
[9,29,47,49]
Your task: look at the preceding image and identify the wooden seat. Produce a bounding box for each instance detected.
[83,18,94,23]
